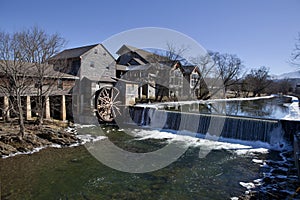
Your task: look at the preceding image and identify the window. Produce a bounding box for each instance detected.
[94,49,98,54]
[191,73,199,87]
[170,77,174,85]
[34,80,41,88]
[174,78,179,86]
[191,79,197,87]
[90,61,95,68]
[57,79,63,89]
[175,71,181,77]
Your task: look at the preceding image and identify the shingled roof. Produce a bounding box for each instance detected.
[0,60,78,79]
[51,44,98,59]
[116,44,170,64]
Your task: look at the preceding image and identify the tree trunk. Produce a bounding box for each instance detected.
[37,86,44,126]
[17,95,25,137]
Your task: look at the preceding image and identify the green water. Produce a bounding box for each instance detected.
[1,125,268,200]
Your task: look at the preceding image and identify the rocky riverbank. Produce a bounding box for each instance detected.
[0,123,81,157]
[238,149,300,200]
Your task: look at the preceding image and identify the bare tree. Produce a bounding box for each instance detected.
[16,26,66,125]
[190,54,217,99]
[265,79,292,95]
[209,51,244,91]
[150,43,188,65]
[243,66,271,97]
[0,32,34,137]
[291,32,300,67]
[0,27,66,136]
[190,51,243,100]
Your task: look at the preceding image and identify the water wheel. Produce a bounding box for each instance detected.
[95,86,121,122]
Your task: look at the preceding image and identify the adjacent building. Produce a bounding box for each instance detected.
[115,44,202,100]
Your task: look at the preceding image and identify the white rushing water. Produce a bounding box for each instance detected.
[131,128,286,154]
[281,95,300,121]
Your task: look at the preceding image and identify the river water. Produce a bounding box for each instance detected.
[158,95,290,119]
[0,125,293,200]
[0,96,298,199]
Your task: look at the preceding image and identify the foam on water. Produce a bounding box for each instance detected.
[2,146,46,159]
[130,128,285,155]
[75,124,97,128]
[239,182,256,190]
[2,143,64,159]
[75,134,107,145]
[2,130,107,159]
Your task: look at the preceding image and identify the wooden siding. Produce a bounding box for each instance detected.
[80,44,116,82]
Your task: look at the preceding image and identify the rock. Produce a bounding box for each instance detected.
[36,127,80,146]
[0,124,81,157]
[272,169,287,176]
[262,177,272,184]
[0,141,17,156]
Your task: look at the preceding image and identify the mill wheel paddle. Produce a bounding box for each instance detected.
[96,86,121,122]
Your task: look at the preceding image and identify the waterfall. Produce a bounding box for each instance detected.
[269,123,285,147]
[128,106,289,145]
[140,107,146,126]
[220,117,280,143]
[148,109,168,129]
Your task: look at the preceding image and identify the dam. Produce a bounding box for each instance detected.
[115,98,300,179]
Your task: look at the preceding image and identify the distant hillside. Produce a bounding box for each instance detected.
[277,70,300,79]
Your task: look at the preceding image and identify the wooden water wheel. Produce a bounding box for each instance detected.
[95,86,121,122]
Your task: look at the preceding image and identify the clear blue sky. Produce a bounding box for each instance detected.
[1,0,299,75]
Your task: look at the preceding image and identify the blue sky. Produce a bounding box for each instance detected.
[1,0,299,75]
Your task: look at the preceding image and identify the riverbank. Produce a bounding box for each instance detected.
[0,122,81,158]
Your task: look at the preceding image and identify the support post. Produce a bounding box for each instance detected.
[61,95,66,121]
[45,96,51,119]
[26,96,32,120]
[139,86,142,99]
[4,96,10,120]
[80,95,84,114]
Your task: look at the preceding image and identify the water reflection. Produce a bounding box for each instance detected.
[163,97,290,119]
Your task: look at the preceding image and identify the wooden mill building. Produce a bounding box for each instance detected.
[0,43,203,123]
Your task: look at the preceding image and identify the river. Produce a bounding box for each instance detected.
[0,96,298,199]
[0,125,292,200]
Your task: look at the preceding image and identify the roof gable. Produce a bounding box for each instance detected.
[116,44,170,64]
[51,44,99,59]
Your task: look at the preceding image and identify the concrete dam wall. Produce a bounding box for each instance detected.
[125,106,300,145]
